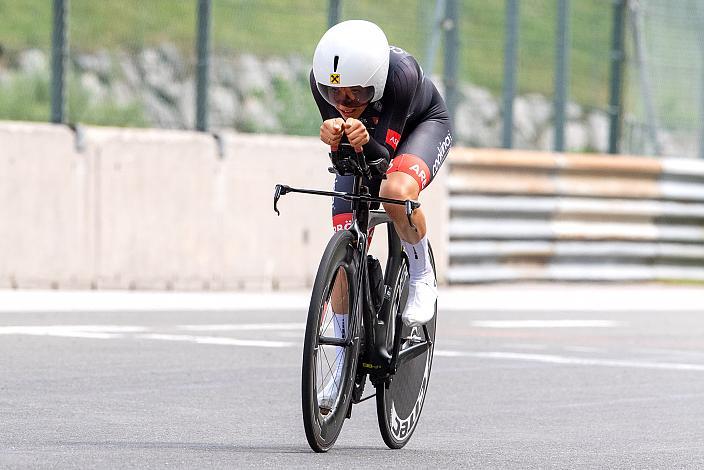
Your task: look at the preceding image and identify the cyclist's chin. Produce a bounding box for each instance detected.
[337,105,366,119]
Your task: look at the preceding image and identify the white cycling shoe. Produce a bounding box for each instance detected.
[401,275,438,327]
[317,378,339,415]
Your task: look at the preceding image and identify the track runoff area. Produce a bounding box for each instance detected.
[2,284,704,468]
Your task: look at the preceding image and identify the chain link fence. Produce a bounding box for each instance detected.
[1,0,695,157]
[623,0,704,159]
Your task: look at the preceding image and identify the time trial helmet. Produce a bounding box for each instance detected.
[313,20,390,107]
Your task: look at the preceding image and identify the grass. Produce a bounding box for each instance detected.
[0,0,613,109]
[0,72,148,127]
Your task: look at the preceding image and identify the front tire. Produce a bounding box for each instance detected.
[301,230,362,452]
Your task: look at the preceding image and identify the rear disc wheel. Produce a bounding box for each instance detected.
[375,243,437,449]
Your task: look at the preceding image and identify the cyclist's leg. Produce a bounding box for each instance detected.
[379,119,452,326]
[321,175,354,403]
[379,119,452,241]
[330,174,382,310]
[331,174,354,313]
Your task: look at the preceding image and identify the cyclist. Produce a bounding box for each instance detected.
[310,21,452,410]
[311,19,452,325]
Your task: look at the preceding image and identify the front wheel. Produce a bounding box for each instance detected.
[301,230,362,452]
[375,242,437,449]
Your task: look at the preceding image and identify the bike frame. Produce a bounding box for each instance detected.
[274,176,432,387]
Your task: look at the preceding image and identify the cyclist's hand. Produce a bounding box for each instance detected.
[320,118,345,150]
[344,118,370,149]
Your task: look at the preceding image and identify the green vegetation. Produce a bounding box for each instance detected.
[0,0,613,112]
[0,73,147,127]
[0,74,51,122]
[270,76,322,136]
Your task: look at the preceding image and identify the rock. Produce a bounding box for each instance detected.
[566,121,589,151]
[567,101,582,120]
[158,43,185,79]
[537,122,589,152]
[481,121,502,148]
[513,95,539,142]
[142,89,180,128]
[241,96,280,132]
[140,48,177,102]
[118,53,141,90]
[74,50,112,80]
[454,96,500,147]
[587,110,610,153]
[659,131,696,158]
[212,56,238,88]
[18,49,47,75]
[512,126,534,149]
[210,85,240,128]
[455,83,502,147]
[265,57,288,81]
[461,83,499,123]
[80,72,105,100]
[537,126,554,151]
[430,74,444,96]
[177,80,196,128]
[8,46,631,150]
[523,93,552,130]
[111,81,135,107]
[287,55,308,79]
[453,97,480,144]
[236,54,270,94]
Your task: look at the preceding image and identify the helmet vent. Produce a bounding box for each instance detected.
[333,55,339,72]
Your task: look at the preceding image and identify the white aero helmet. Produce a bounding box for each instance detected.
[313,20,390,107]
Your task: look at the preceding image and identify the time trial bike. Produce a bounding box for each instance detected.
[274,144,436,452]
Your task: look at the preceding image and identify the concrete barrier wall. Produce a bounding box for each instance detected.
[12,122,698,287]
[0,122,449,290]
[0,122,93,288]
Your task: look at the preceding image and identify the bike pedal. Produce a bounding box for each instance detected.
[404,334,423,344]
[404,327,423,344]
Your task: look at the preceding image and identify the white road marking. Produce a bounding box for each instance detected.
[0,324,298,348]
[435,350,704,372]
[501,343,550,350]
[564,346,605,353]
[3,323,701,370]
[0,291,310,313]
[471,320,625,328]
[177,323,305,331]
[632,348,704,358]
[0,325,148,339]
[2,285,702,313]
[138,333,295,348]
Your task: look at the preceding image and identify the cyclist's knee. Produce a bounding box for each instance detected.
[385,153,430,193]
[379,170,420,202]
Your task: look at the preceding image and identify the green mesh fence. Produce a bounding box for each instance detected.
[623,0,704,158]
[0,0,626,154]
[0,1,52,122]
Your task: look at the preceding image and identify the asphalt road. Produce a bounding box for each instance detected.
[1,286,704,468]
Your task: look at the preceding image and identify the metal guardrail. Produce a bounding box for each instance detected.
[447,149,704,283]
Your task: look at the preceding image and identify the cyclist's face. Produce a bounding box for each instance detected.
[329,86,372,118]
